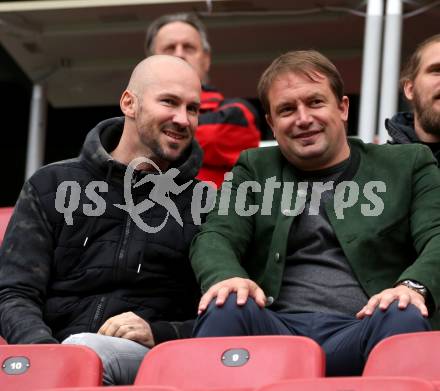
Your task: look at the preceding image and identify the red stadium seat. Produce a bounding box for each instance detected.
[257,377,435,391]
[135,336,325,390]
[363,331,440,381]
[39,387,181,391]
[0,344,102,390]
[0,336,7,344]
[0,206,13,244]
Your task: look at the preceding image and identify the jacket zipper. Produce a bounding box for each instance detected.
[91,296,106,332]
[114,173,137,280]
[117,215,132,277]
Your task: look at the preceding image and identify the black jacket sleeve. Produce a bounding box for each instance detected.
[149,319,195,345]
[0,182,58,344]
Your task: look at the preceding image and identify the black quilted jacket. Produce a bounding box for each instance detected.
[0,117,203,344]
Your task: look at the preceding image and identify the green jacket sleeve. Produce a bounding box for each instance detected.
[190,151,256,293]
[397,145,440,312]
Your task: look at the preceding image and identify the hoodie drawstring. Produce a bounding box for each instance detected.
[83,160,114,247]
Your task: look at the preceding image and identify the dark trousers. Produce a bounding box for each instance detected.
[193,294,431,376]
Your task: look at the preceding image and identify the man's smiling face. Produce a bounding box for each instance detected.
[133,61,201,168]
[266,70,350,170]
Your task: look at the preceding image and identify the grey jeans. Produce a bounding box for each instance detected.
[62,332,150,385]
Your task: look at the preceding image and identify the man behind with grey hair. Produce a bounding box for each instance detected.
[145,12,262,187]
[146,13,211,83]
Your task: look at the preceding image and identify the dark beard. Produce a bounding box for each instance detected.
[150,137,187,167]
[150,138,178,161]
[413,92,440,136]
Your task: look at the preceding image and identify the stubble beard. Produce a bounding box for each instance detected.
[145,127,190,166]
[413,88,440,136]
[148,136,181,164]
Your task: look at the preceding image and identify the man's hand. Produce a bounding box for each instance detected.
[98,311,155,347]
[356,285,428,319]
[198,277,266,314]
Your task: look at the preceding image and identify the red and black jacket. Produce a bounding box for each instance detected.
[196,86,261,187]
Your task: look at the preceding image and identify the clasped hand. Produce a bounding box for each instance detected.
[98,311,155,347]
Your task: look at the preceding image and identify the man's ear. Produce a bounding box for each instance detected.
[120,90,137,118]
[339,96,349,122]
[266,113,276,138]
[403,79,415,102]
[202,52,211,82]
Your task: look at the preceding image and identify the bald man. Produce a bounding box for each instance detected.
[0,56,204,385]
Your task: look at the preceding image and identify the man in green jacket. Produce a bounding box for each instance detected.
[190,50,440,376]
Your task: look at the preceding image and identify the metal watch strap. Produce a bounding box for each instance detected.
[398,279,428,299]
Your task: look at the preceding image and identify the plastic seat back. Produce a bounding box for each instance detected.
[135,336,325,390]
[39,387,181,391]
[257,377,435,391]
[0,344,102,390]
[363,331,440,380]
[0,206,13,244]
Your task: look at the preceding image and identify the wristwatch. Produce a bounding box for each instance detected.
[398,279,428,299]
